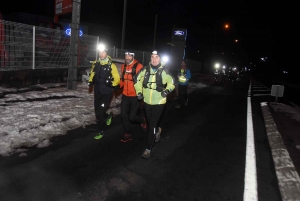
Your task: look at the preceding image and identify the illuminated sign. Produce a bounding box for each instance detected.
[65,28,83,36]
[174,30,184,36]
[55,0,72,15]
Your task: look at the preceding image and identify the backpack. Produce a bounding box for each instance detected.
[121,62,138,81]
[142,66,166,92]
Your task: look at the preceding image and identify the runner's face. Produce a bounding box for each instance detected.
[151,55,160,66]
[99,51,107,60]
[125,55,133,64]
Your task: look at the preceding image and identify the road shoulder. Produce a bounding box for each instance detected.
[260,102,300,201]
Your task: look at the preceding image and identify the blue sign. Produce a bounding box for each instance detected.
[174,30,184,36]
[65,28,83,36]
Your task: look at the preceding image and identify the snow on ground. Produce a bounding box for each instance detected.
[270,102,300,122]
[0,82,207,157]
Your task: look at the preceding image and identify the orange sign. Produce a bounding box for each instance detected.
[54,0,73,16]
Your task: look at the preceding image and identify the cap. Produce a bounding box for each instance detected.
[125,50,135,57]
[151,50,161,57]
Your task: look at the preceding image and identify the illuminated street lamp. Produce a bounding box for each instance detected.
[215,63,220,69]
[213,23,230,52]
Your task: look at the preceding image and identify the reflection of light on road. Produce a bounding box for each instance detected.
[243,80,258,201]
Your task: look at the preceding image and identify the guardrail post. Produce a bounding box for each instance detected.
[32,26,35,70]
[113,46,116,57]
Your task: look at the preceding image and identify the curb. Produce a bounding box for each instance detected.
[260,102,300,201]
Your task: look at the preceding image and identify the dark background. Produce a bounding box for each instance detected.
[1,0,299,80]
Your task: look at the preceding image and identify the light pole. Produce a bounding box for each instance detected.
[153,14,158,50]
[213,23,229,53]
[68,0,81,90]
[213,31,217,52]
[121,0,127,49]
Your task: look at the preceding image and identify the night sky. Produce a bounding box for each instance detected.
[2,0,300,74]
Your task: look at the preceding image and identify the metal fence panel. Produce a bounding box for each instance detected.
[0,19,98,70]
[0,20,33,69]
[1,19,200,72]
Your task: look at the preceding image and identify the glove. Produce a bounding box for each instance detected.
[88,83,93,93]
[137,92,144,100]
[161,89,170,98]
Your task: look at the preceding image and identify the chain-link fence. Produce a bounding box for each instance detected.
[0,19,201,74]
[0,19,98,70]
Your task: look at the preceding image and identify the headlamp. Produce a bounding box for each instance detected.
[125,51,135,56]
[214,63,220,69]
[162,56,169,63]
[97,44,107,52]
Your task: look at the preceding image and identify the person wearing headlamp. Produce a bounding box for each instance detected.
[134,50,175,159]
[119,50,148,143]
[175,60,191,108]
[88,44,120,140]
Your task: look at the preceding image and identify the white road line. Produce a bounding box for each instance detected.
[243,80,258,201]
[253,90,270,91]
[253,94,271,96]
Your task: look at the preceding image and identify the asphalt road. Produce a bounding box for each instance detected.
[0,77,283,201]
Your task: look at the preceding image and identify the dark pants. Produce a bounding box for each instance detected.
[121,94,144,134]
[157,104,167,129]
[94,92,113,131]
[144,103,165,150]
[178,84,188,106]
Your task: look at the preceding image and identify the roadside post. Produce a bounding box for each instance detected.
[271,85,284,103]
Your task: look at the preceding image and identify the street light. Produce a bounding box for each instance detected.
[121,0,127,49]
[213,23,230,53]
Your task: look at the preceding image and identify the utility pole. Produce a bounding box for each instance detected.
[153,14,158,50]
[121,0,127,49]
[68,0,81,90]
[213,30,217,53]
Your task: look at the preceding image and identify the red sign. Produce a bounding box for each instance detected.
[54,0,73,16]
